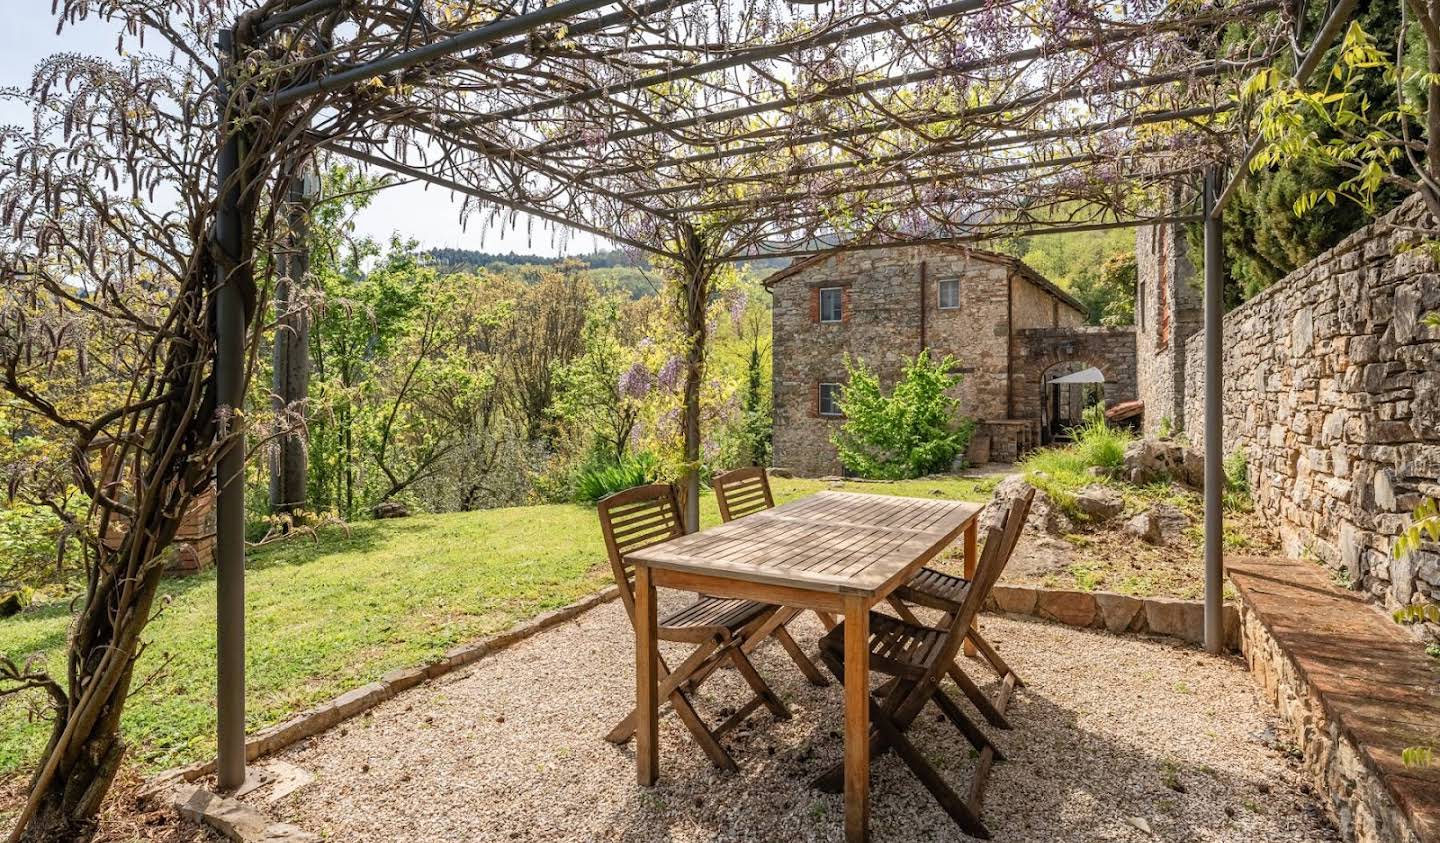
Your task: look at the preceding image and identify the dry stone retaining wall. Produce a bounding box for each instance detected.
[1180,195,1440,609]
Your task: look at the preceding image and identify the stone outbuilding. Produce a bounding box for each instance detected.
[767,243,1133,476]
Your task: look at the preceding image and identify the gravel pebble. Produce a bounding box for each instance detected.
[273,598,1335,842]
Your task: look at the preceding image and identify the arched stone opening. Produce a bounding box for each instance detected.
[1012,326,1137,444]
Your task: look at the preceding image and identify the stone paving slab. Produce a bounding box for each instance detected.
[1229,556,1440,840]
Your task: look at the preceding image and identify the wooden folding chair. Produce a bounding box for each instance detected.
[599,483,791,772]
[814,489,1034,839]
[885,494,1032,729]
[712,467,831,687]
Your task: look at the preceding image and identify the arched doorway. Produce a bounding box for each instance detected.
[1040,361,1108,443]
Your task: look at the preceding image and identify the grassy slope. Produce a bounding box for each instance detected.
[0,475,995,777]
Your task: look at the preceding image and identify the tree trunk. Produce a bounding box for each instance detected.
[676,224,712,533]
[269,163,312,520]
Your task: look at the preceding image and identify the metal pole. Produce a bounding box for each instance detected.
[1203,165,1225,654]
[215,27,248,790]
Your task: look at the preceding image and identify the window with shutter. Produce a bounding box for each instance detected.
[937,278,960,310]
[819,287,844,323]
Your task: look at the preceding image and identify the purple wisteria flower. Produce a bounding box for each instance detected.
[729,292,748,330]
[657,355,684,392]
[618,361,654,399]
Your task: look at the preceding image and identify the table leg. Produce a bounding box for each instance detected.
[843,598,870,843]
[635,563,659,786]
[963,518,978,658]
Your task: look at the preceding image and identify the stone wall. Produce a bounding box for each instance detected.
[1233,596,1428,843]
[1180,195,1440,609]
[771,245,1080,476]
[1135,202,1203,437]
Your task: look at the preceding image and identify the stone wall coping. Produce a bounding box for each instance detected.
[1228,554,1440,842]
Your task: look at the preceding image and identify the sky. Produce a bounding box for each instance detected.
[0,5,605,258]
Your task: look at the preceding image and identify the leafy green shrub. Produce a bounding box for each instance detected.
[573,452,659,504]
[1224,449,1250,494]
[831,351,976,480]
[1072,406,1131,473]
[1020,410,1133,516]
[1222,449,1253,511]
[0,499,78,588]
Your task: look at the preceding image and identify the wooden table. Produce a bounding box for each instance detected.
[625,491,981,843]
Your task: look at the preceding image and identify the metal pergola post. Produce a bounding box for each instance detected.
[214,27,249,791]
[1202,164,1225,655]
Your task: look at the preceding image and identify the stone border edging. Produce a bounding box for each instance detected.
[172,785,317,842]
[985,583,1240,651]
[146,585,620,789]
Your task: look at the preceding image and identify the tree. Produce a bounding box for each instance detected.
[831,351,976,480]
[308,237,427,519]
[494,263,591,446]
[1198,0,1409,300]
[552,296,647,463]
[1249,0,1431,221]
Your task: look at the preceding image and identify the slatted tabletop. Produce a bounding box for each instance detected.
[626,491,982,595]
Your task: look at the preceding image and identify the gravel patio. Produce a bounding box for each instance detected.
[263,597,1336,842]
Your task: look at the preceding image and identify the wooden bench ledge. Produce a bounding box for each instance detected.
[1228,556,1440,841]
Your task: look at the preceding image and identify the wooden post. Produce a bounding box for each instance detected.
[634,563,659,785]
[843,597,871,843]
[269,159,314,518]
[963,518,978,657]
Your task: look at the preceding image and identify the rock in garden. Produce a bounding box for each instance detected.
[1124,511,1163,544]
[1154,503,1192,544]
[0,589,28,617]
[371,501,410,519]
[1074,485,1123,521]
[1123,438,1205,488]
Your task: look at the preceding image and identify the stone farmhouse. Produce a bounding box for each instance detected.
[765,244,1131,476]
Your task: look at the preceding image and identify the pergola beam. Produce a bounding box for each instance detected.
[535,0,1276,157]
[323,140,675,258]
[648,105,1230,211]
[442,0,995,132]
[590,59,1254,179]
[268,0,620,107]
[729,213,1205,262]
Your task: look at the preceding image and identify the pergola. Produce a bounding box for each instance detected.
[202,0,1359,828]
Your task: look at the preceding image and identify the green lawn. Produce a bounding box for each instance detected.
[0,475,995,778]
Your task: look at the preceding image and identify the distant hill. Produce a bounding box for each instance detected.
[425,247,644,272]
[424,248,791,298]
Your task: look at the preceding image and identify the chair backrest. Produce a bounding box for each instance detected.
[597,483,686,622]
[712,467,775,522]
[897,487,1035,723]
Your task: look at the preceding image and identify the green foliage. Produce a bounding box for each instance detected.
[0,501,74,588]
[1223,449,1253,511]
[1207,0,1409,300]
[1006,229,1135,326]
[1020,412,1134,516]
[573,452,660,504]
[1071,406,1131,473]
[831,351,976,480]
[1395,497,1440,561]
